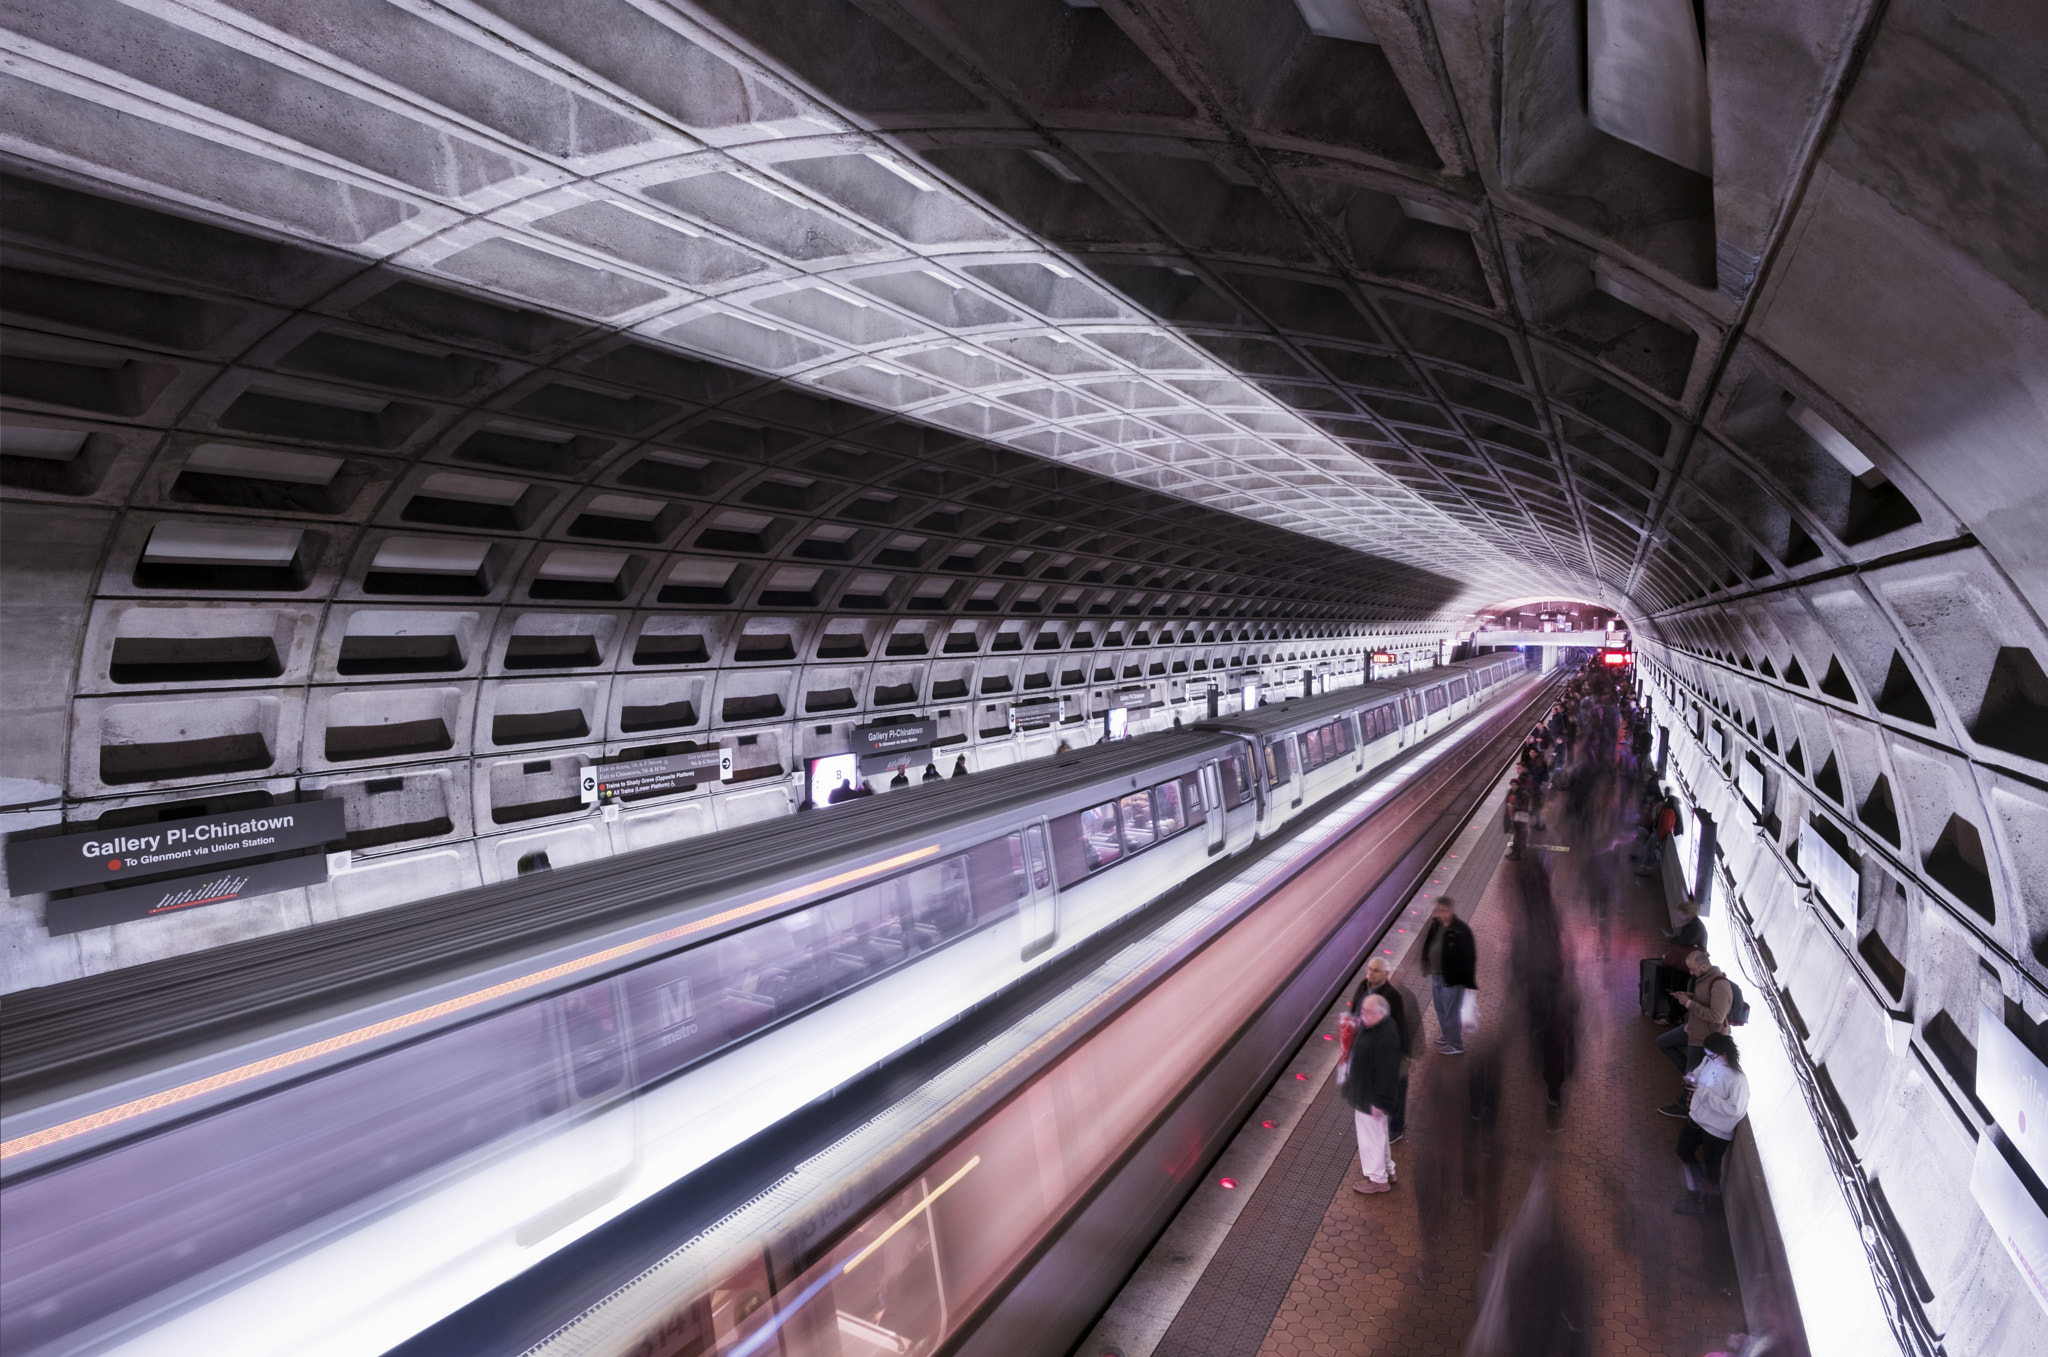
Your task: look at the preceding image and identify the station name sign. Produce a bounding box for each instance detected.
[7,800,348,896]
[7,800,348,935]
[853,720,938,757]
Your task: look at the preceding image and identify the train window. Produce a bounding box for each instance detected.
[561,986,626,1099]
[1265,739,1293,787]
[1120,791,1157,850]
[628,835,1027,1084]
[1299,718,1352,773]
[1218,749,1253,808]
[1425,686,1447,715]
[1050,801,1126,886]
[1024,824,1051,892]
[1153,780,1185,838]
[1363,704,1396,740]
[1182,772,1206,823]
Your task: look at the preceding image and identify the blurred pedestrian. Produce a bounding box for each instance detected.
[1343,994,1402,1194]
[1420,897,1478,1055]
[1464,1165,1591,1357]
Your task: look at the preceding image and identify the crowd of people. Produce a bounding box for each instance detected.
[1336,653,1755,1256]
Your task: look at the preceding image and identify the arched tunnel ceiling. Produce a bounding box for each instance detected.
[2,0,2046,980]
[4,6,2048,1342]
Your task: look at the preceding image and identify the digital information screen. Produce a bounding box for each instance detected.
[809,752,860,805]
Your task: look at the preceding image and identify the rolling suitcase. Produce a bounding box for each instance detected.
[1639,958,1679,1022]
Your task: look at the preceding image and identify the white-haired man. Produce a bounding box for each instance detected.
[1343,993,1402,1193]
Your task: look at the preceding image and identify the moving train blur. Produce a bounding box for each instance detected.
[0,655,1529,1357]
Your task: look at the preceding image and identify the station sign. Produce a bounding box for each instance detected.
[6,800,348,935]
[1371,652,1396,664]
[47,853,332,936]
[1600,649,1633,666]
[7,799,347,895]
[852,719,938,757]
[1010,702,1061,732]
[579,748,730,805]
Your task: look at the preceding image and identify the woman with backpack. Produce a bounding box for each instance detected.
[1674,1034,1750,1214]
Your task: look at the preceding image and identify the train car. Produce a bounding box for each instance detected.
[1186,652,1526,838]
[0,657,1530,1357]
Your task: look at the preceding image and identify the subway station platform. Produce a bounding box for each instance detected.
[1085,768,1777,1357]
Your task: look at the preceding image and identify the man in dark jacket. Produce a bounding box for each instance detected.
[1344,994,1402,1193]
[1349,956,1414,1140]
[1420,897,1479,1054]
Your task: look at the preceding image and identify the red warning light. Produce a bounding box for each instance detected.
[1600,649,1633,666]
[1261,1120,1277,1129]
[1219,1177,1238,1189]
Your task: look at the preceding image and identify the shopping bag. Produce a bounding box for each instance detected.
[1460,989,1480,1033]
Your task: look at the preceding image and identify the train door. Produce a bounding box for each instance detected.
[1351,715,1366,773]
[1201,762,1226,854]
[514,980,637,1249]
[1019,822,1057,961]
[1287,736,1304,809]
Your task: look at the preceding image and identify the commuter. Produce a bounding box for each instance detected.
[1664,899,1706,956]
[1347,956,1414,1141]
[1635,794,1678,875]
[1506,776,1532,860]
[951,754,970,777]
[889,768,911,790]
[1419,897,1478,1055]
[1658,949,1735,1113]
[827,777,858,805]
[921,762,942,783]
[1342,994,1402,1194]
[1464,1167,1591,1357]
[1675,1034,1751,1214]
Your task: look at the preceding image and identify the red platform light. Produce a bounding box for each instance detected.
[1219,1177,1238,1189]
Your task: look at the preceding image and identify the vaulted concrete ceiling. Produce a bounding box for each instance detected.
[4,2,2048,1345]
[0,6,2044,947]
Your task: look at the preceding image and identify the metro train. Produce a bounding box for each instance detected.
[0,653,1531,1357]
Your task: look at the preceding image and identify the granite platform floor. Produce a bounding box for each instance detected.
[1137,772,1750,1357]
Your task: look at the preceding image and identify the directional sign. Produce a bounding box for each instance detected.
[588,748,727,804]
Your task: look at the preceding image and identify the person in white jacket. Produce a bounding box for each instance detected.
[1675,1033,1749,1214]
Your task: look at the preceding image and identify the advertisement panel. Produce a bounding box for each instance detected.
[1979,1001,2048,1182]
[1799,820,1860,927]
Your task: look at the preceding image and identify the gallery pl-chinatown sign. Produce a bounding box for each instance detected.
[6,800,348,935]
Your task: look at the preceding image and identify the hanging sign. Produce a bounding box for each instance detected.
[852,720,938,757]
[7,800,347,895]
[47,853,332,936]
[580,748,729,805]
